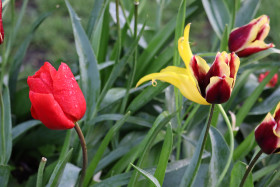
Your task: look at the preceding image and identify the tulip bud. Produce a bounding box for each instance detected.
[27,62,86,130]
[189,52,240,104]
[228,15,274,57]
[255,102,280,154]
[258,71,278,88]
[0,0,4,44]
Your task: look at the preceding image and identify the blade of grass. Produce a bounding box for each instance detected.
[130,164,161,187]
[36,157,47,187]
[46,148,73,187]
[128,111,176,187]
[235,69,278,128]
[83,111,131,187]
[0,85,12,164]
[152,123,173,186]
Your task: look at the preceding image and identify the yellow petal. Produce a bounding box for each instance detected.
[243,40,275,50]
[136,66,209,105]
[178,23,193,68]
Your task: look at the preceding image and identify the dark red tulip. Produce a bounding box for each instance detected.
[228,15,274,57]
[255,102,280,154]
[27,62,86,130]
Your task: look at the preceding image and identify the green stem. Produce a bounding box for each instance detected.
[36,157,47,187]
[217,104,234,186]
[239,149,263,187]
[74,122,88,187]
[120,0,139,113]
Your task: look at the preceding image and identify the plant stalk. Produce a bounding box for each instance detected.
[74,122,88,186]
[239,149,263,187]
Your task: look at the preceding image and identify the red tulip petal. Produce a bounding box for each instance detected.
[255,113,280,154]
[0,0,3,44]
[236,42,274,57]
[189,55,209,96]
[228,23,254,52]
[29,91,75,130]
[27,62,56,94]
[205,76,233,104]
[53,63,86,122]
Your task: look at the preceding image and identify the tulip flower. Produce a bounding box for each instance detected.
[258,71,278,88]
[136,24,240,104]
[0,0,4,44]
[228,15,274,57]
[255,102,280,154]
[27,62,86,130]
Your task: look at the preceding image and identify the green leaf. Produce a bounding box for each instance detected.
[86,0,106,38]
[135,17,176,81]
[90,113,152,128]
[8,12,51,99]
[233,131,256,161]
[207,126,230,187]
[128,111,176,187]
[0,164,10,187]
[83,112,131,186]
[179,108,210,187]
[253,163,280,182]
[153,123,173,186]
[230,161,253,187]
[202,0,230,38]
[241,48,280,67]
[250,86,280,115]
[127,82,168,114]
[219,24,228,51]
[91,0,110,62]
[12,120,41,140]
[58,163,81,187]
[130,164,161,187]
[235,69,278,127]
[65,0,101,121]
[46,148,73,187]
[0,85,12,164]
[235,0,260,27]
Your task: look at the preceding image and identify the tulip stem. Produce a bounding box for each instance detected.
[239,149,263,187]
[74,122,88,186]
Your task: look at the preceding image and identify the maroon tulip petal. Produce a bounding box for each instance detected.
[29,91,75,130]
[0,0,4,44]
[236,43,274,57]
[53,63,86,122]
[189,56,209,96]
[27,62,56,94]
[255,113,280,154]
[205,76,232,104]
[228,23,254,52]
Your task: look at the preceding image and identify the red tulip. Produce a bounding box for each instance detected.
[258,71,278,88]
[255,102,280,154]
[27,62,86,130]
[228,15,274,57]
[189,52,240,104]
[0,0,4,44]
